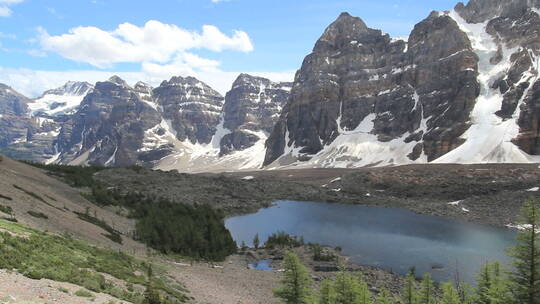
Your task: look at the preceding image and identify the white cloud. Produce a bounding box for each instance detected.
[211,0,231,2]
[0,66,295,98]
[0,32,16,39]
[0,6,11,16]
[26,49,47,57]
[0,0,24,17]
[38,21,253,68]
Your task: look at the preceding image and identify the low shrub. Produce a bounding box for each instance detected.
[0,205,13,215]
[0,219,187,303]
[0,194,12,201]
[27,211,48,219]
[12,184,47,204]
[264,231,304,249]
[73,211,122,244]
[74,289,93,298]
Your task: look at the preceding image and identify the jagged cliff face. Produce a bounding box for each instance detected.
[219,74,291,156]
[153,76,224,145]
[152,74,292,172]
[57,76,162,166]
[3,0,540,171]
[264,1,540,168]
[0,85,62,163]
[0,84,33,147]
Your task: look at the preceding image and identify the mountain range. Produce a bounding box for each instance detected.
[1,0,540,171]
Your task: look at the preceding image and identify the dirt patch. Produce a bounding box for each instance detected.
[0,269,129,304]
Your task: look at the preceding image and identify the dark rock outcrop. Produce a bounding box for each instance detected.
[56,76,161,166]
[153,76,224,145]
[264,11,479,166]
[219,74,291,155]
[0,84,33,148]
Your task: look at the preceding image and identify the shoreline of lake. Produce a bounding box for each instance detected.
[225,200,517,285]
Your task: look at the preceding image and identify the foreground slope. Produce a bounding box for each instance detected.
[0,155,144,252]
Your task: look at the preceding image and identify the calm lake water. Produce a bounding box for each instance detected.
[225,201,517,284]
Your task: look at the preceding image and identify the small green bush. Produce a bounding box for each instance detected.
[73,211,122,244]
[27,211,48,219]
[0,205,13,215]
[0,194,13,201]
[12,184,47,204]
[58,287,69,293]
[264,231,304,249]
[75,289,93,298]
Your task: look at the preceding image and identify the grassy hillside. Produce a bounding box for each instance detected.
[0,219,188,303]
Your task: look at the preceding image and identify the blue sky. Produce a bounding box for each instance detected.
[0,0,461,96]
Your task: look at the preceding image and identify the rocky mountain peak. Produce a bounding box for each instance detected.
[0,84,30,116]
[134,81,152,90]
[455,0,540,23]
[107,75,129,87]
[314,12,372,52]
[41,81,93,97]
[153,75,224,145]
[232,73,271,89]
[133,82,154,102]
[219,74,291,157]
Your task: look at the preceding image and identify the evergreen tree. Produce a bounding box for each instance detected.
[356,279,371,304]
[319,279,336,304]
[274,251,313,304]
[440,282,460,304]
[253,233,260,249]
[508,198,540,304]
[334,272,371,304]
[143,265,162,304]
[401,273,419,304]
[419,273,435,304]
[475,261,510,304]
[476,262,493,304]
[487,263,511,304]
[457,282,476,304]
[376,288,393,304]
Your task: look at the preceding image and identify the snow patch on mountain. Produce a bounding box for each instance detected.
[29,81,93,116]
[435,10,540,164]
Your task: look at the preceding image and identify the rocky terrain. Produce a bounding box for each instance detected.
[264,0,540,168]
[219,74,291,156]
[92,162,540,227]
[1,1,540,171]
[0,84,65,163]
[0,74,292,172]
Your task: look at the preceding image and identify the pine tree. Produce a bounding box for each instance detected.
[401,273,418,304]
[319,279,336,304]
[476,262,493,304]
[376,288,393,304]
[440,282,460,304]
[508,198,540,304]
[274,251,313,304]
[419,273,435,304]
[334,272,371,304]
[253,233,260,249]
[356,279,371,304]
[487,263,510,304]
[143,265,162,304]
[457,282,476,304]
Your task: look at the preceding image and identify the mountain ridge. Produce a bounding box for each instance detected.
[1,0,540,170]
[264,0,540,168]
